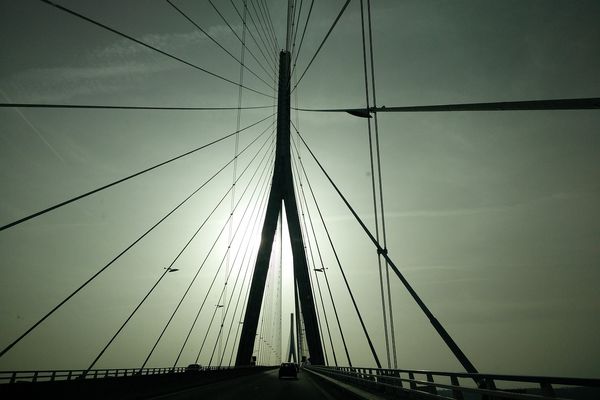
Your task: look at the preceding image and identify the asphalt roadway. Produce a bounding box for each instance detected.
[146,368,348,400]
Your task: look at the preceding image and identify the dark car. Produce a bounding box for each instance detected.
[185,363,202,372]
[278,362,298,379]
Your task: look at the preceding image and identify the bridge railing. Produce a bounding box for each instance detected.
[0,365,234,384]
[306,365,600,400]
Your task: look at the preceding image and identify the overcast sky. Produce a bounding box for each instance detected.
[1,0,599,378]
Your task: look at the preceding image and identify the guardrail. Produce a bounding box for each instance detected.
[0,365,234,384]
[306,365,600,400]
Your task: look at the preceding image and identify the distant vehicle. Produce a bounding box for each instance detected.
[185,363,202,372]
[278,362,298,379]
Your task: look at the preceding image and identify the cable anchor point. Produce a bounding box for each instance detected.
[377,247,388,256]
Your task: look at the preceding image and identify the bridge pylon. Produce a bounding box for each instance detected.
[286,313,297,363]
[235,49,325,366]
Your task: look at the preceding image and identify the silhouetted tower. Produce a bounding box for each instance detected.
[235,0,324,367]
[286,313,297,363]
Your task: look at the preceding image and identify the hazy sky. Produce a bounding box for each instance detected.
[1,0,599,378]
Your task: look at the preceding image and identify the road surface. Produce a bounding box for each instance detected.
[147,368,343,400]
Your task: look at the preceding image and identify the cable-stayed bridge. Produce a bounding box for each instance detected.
[1,1,599,399]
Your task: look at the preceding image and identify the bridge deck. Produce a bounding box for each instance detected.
[0,367,382,400]
[148,368,367,400]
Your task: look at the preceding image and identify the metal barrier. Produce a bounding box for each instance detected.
[306,365,600,400]
[0,365,235,384]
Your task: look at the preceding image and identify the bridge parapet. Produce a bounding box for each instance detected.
[0,365,242,384]
[306,365,600,400]
[0,365,276,399]
[0,366,190,384]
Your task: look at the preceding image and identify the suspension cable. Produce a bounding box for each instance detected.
[226,239,259,365]
[295,127,480,374]
[292,0,352,93]
[291,123,381,368]
[244,0,278,66]
[191,179,268,363]
[225,0,278,73]
[207,165,272,366]
[0,112,273,232]
[39,0,274,99]
[256,278,267,364]
[179,151,270,368]
[366,0,397,368]
[221,0,247,367]
[248,0,278,58]
[204,0,275,79]
[0,122,270,360]
[291,149,334,366]
[258,0,280,51]
[293,0,304,43]
[291,0,314,75]
[170,148,274,367]
[139,135,275,369]
[0,103,272,110]
[85,128,274,375]
[208,218,262,367]
[290,0,304,59]
[289,68,331,365]
[165,0,275,91]
[225,120,277,366]
[290,151,328,365]
[217,197,268,366]
[291,145,338,366]
[290,137,352,366]
[359,0,391,369]
[187,151,274,366]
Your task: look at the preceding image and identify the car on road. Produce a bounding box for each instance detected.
[185,363,202,372]
[278,362,298,379]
